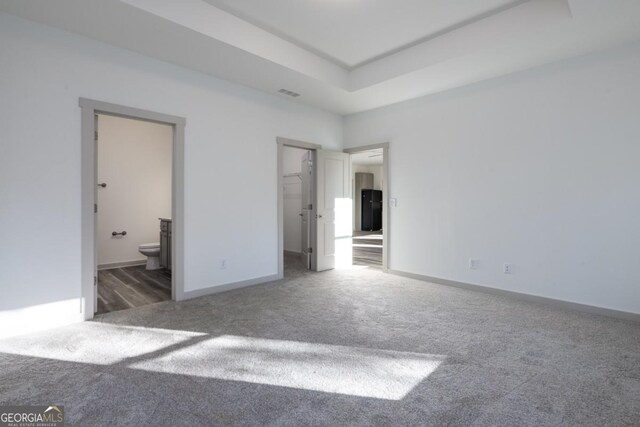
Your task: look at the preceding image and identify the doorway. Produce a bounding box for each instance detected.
[80,98,186,320]
[282,145,314,274]
[345,143,389,272]
[350,148,384,268]
[277,138,352,277]
[277,138,320,277]
[95,114,173,314]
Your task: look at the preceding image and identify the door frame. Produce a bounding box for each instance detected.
[80,98,186,319]
[344,142,390,272]
[276,137,322,278]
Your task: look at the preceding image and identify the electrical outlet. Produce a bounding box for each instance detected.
[220,259,227,270]
[389,198,397,207]
[503,263,514,274]
[469,259,479,270]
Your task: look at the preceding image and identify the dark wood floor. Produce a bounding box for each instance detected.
[353,230,383,268]
[97,265,171,314]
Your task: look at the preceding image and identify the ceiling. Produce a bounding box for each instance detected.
[205,0,524,68]
[351,149,383,166]
[2,0,640,115]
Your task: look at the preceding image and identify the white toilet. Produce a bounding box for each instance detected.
[138,242,161,270]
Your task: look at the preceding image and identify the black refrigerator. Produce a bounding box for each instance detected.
[361,190,382,231]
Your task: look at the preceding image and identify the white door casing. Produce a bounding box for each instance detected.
[81,98,185,320]
[93,114,99,313]
[300,151,313,269]
[315,150,352,271]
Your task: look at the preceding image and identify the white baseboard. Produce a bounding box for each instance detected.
[388,269,640,323]
[0,274,281,339]
[98,259,147,270]
[179,274,280,301]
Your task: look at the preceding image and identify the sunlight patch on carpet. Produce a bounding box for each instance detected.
[0,323,206,365]
[129,335,444,400]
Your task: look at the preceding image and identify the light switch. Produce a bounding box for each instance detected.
[390,198,398,207]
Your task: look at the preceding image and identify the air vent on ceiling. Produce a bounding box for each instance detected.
[278,88,301,98]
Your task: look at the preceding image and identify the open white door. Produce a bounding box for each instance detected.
[314,149,352,271]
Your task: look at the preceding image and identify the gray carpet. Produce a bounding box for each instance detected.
[0,254,639,426]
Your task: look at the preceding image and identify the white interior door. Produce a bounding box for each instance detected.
[314,149,352,271]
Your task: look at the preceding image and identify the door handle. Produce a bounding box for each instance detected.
[112,231,127,236]
[97,183,107,188]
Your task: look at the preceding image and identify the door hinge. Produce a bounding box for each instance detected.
[94,276,97,286]
[308,247,313,254]
[94,130,98,141]
[94,203,98,213]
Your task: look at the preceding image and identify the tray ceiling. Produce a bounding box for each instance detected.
[205,0,525,68]
[2,0,640,114]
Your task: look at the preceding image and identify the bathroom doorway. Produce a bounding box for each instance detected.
[95,114,173,314]
[80,99,186,319]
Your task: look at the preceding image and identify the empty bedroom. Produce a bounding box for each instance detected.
[0,1,639,426]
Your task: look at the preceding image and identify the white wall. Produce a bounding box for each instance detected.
[282,146,309,253]
[345,41,640,315]
[97,114,172,266]
[0,13,342,337]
